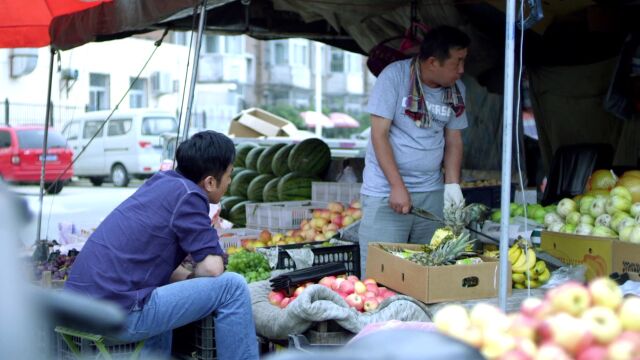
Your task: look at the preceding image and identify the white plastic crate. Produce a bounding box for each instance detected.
[311,182,361,204]
[218,228,261,250]
[245,201,328,231]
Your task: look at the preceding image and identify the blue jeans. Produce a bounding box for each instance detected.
[115,272,259,360]
[358,191,444,277]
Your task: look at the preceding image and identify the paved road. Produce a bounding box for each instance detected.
[11,180,142,246]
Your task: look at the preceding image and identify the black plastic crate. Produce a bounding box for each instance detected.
[172,314,217,360]
[56,332,140,360]
[462,185,516,209]
[272,242,360,277]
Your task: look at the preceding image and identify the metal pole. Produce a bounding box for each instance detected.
[498,0,517,311]
[183,0,208,141]
[4,98,8,125]
[314,42,323,137]
[36,48,55,244]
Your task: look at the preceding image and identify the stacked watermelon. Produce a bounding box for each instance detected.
[220,138,332,226]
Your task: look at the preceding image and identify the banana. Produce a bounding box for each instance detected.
[512,272,526,284]
[514,283,526,289]
[508,245,522,263]
[512,248,537,273]
[537,268,551,283]
[511,250,527,270]
[524,279,540,288]
[533,260,547,275]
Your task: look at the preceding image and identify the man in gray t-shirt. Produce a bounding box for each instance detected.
[360,26,470,275]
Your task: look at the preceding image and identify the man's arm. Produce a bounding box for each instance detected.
[443,128,463,184]
[194,255,225,277]
[170,265,193,282]
[371,115,411,214]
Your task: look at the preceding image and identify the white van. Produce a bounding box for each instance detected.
[61,109,178,187]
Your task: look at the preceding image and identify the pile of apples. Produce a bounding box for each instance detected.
[433,277,640,360]
[268,275,396,312]
[296,200,362,242]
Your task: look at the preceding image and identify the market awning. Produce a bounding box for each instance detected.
[329,112,360,128]
[300,111,335,129]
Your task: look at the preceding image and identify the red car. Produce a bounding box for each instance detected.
[0,125,74,194]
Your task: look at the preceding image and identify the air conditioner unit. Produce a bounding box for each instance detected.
[151,71,173,95]
[61,68,79,81]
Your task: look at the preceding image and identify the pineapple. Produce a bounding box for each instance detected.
[408,232,474,266]
[443,200,470,236]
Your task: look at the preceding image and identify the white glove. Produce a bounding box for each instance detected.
[444,183,465,209]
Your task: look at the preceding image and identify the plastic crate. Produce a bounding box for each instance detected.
[271,241,360,277]
[311,182,361,204]
[245,201,328,231]
[218,228,261,251]
[56,332,141,360]
[462,185,516,209]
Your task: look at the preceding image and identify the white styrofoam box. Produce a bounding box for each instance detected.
[245,201,328,231]
[311,182,361,204]
[218,228,261,250]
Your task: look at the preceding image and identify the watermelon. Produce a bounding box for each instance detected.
[272,143,295,177]
[234,143,257,168]
[220,196,246,219]
[229,200,252,227]
[247,174,276,202]
[277,172,317,201]
[231,167,245,179]
[230,169,258,197]
[245,147,266,171]
[257,143,286,175]
[288,138,331,176]
[262,177,281,202]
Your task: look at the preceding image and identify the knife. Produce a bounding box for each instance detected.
[409,206,500,245]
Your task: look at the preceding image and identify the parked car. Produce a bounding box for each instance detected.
[158,128,205,172]
[0,125,74,194]
[61,109,177,187]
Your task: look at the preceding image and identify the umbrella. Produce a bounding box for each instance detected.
[300,111,335,128]
[329,112,360,128]
[0,0,111,48]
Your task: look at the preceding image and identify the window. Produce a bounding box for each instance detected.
[0,131,11,148]
[330,48,345,73]
[225,36,243,55]
[89,73,110,111]
[107,119,132,136]
[347,53,362,73]
[293,44,308,66]
[83,120,104,139]
[62,121,80,140]
[274,42,288,65]
[129,77,148,108]
[205,35,220,54]
[170,31,189,46]
[141,117,177,136]
[16,130,66,149]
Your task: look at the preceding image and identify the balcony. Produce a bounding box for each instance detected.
[198,53,252,84]
[268,64,312,89]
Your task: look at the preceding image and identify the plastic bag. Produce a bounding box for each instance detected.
[541,265,587,289]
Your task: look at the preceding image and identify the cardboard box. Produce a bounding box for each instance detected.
[540,231,614,281]
[366,243,510,303]
[612,240,640,275]
[228,108,299,138]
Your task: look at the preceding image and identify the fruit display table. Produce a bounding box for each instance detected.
[427,288,547,315]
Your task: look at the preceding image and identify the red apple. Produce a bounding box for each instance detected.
[353,281,367,295]
[375,296,384,304]
[279,297,291,309]
[539,313,594,354]
[319,276,336,288]
[339,280,355,295]
[581,306,622,344]
[433,304,471,334]
[332,278,345,291]
[519,297,552,320]
[294,286,305,297]
[350,209,362,220]
[576,345,608,360]
[335,291,348,299]
[607,333,640,360]
[536,343,573,360]
[547,282,592,317]
[364,291,377,300]
[619,297,640,331]
[330,215,343,227]
[350,200,361,209]
[588,277,623,310]
[313,233,326,241]
[363,278,377,286]
[347,275,359,283]
[327,201,344,213]
[268,291,285,306]
[365,283,379,294]
[363,298,379,312]
[322,223,339,233]
[345,293,364,311]
[507,313,539,342]
[342,215,355,226]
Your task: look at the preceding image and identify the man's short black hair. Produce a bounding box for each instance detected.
[176,130,235,184]
[419,25,470,63]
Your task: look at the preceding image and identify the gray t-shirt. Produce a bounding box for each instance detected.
[362,58,468,197]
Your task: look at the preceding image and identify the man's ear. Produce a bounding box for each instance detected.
[202,175,219,192]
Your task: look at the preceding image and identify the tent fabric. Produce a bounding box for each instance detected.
[0,0,111,48]
[528,58,640,171]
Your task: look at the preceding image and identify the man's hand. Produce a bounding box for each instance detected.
[444,183,465,209]
[194,255,225,277]
[390,184,412,214]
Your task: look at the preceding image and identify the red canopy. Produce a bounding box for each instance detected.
[329,112,360,128]
[0,0,112,48]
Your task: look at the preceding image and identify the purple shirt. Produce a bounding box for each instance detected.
[64,170,224,312]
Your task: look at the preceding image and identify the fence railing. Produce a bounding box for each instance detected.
[1,99,83,130]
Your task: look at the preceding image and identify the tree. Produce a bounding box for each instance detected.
[263,104,306,129]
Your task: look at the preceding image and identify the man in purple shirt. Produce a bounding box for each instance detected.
[65,131,258,359]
